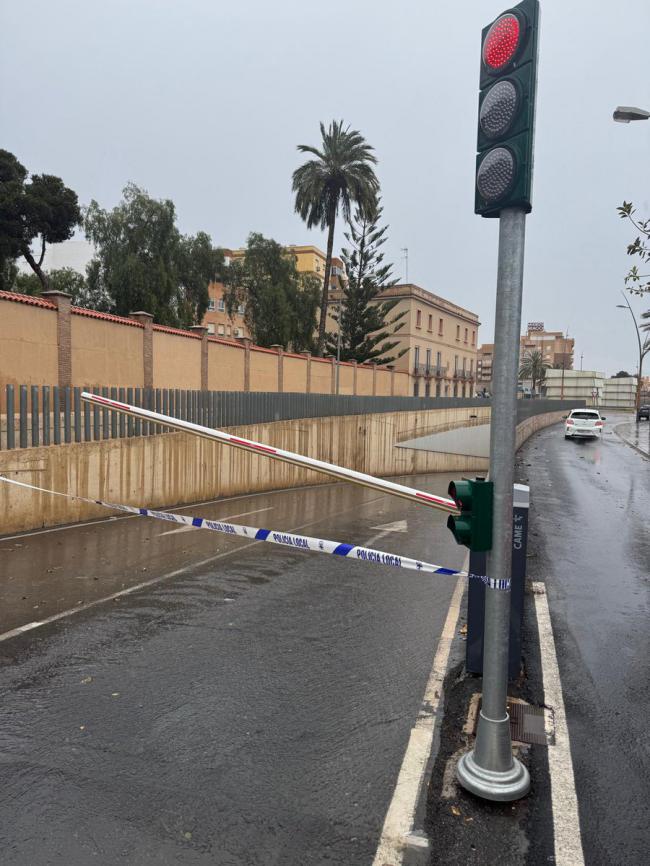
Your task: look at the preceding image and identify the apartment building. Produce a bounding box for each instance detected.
[521,322,574,369]
[478,323,575,388]
[202,244,344,339]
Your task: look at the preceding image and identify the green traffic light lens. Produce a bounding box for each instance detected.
[480,79,520,139]
[476,146,516,202]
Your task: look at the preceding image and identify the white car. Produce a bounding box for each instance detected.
[564,409,606,439]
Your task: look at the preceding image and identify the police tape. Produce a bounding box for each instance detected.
[0,476,510,590]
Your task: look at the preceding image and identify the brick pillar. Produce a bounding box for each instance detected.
[190,325,209,390]
[271,344,284,392]
[129,311,154,389]
[387,364,395,396]
[42,291,72,388]
[303,352,311,394]
[352,360,358,395]
[242,338,252,392]
[372,362,377,396]
[324,356,336,394]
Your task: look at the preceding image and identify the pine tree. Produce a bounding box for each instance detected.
[327,201,406,365]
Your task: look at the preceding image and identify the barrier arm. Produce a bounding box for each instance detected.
[81,392,460,517]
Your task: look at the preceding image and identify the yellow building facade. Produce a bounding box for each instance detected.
[328,283,480,397]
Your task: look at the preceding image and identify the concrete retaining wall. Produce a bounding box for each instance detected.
[0,407,564,536]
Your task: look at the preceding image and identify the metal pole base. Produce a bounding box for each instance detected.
[456,710,530,802]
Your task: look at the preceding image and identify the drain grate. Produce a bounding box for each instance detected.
[472,696,554,746]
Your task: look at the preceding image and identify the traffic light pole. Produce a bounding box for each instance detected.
[457,206,531,800]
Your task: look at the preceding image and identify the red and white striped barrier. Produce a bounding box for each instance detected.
[80,392,461,517]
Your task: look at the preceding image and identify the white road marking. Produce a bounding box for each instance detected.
[372,571,466,866]
[157,506,273,536]
[370,519,408,533]
[364,520,409,548]
[0,480,378,542]
[0,496,385,643]
[532,581,585,866]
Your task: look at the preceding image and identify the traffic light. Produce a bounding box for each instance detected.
[446,478,493,552]
[475,0,540,217]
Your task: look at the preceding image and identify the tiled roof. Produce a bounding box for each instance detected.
[152,324,201,339]
[72,307,143,327]
[0,290,55,309]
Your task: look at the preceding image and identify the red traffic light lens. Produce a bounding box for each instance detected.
[483,13,521,71]
[476,147,516,203]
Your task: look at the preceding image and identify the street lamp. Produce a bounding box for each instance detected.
[612,106,650,123]
[616,292,649,411]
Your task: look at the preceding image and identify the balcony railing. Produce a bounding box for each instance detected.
[454,369,474,380]
[414,364,448,377]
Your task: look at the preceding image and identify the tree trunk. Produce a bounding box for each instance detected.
[21,244,50,293]
[316,211,336,357]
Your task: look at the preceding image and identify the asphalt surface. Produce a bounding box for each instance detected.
[424,413,649,866]
[0,471,466,866]
[520,414,649,866]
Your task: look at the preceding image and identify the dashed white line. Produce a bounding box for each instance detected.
[533,581,585,866]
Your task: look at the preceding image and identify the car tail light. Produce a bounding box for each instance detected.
[566,419,574,425]
[595,421,603,427]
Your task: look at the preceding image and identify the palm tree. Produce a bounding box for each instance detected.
[519,349,550,395]
[292,120,380,356]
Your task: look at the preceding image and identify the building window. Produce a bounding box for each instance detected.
[207,299,215,311]
[426,349,431,371]
[226,325,231,336]
[217,325,225,336]
[470,359,474,373]
[428,314,433,331]
[414,346,420,369]
[234,328,242,337]
[454,354,459,373]
[206,323,215,335]
[218,299,225,312]
[456,324,460,341]
[472,330,476,346]
[462,357,466,372]
[435,382,441,397]
[462,384,466,397]
[464,328,468,343]
[436,351,442,370]
[438,318,444,336]
[413,381,420,397]
[416,309,422,328]
[425,381,431,397]
[444,384,449,396]
[453,383,458,397]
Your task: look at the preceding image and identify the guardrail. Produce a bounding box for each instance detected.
[0,384,585,451]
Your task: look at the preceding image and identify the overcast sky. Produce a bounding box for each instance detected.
[2,0,649,374]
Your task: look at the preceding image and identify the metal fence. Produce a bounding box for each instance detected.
[0,384,584,451]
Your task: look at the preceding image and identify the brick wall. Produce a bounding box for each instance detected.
[0,291,410,398]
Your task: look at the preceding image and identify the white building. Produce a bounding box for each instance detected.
[545,369,637,408]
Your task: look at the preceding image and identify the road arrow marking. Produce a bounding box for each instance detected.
[370,520,408,533]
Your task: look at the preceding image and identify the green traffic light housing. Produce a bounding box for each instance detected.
[447,477,494,552]
[475,0,539,218]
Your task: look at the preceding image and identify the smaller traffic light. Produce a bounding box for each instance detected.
[446,477,493,552]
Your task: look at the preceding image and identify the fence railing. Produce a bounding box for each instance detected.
[0,384,584,451]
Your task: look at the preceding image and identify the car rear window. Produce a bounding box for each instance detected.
[570,411,599,419]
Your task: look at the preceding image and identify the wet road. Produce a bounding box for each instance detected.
[518,415,650,866]
[614,415,650,457]
[0,472,465,865]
